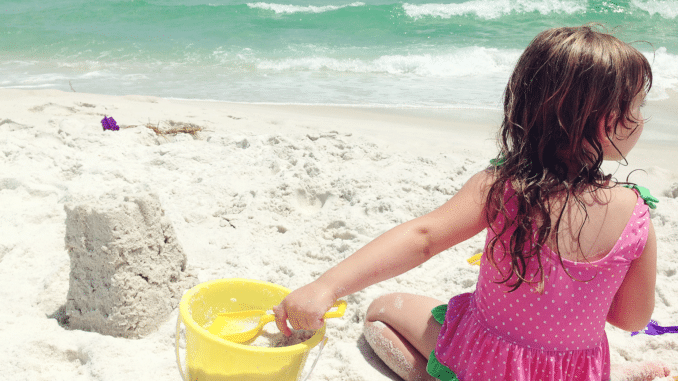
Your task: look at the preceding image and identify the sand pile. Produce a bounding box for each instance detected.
[64,193,198,338]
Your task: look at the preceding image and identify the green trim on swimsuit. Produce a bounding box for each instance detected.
[432,304,447,325]
[427,350,460,381]
[622,184,659,209]
[428,304,459,380]
[489,156,506,167]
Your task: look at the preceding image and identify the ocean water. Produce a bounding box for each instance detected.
[1,0,677,109]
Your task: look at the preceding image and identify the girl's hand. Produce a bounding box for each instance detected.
[273,282,336,337]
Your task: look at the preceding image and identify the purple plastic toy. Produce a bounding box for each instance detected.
[101,115,119,131]
[631,320,678,336]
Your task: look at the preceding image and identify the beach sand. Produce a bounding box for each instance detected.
[0,88,676,380]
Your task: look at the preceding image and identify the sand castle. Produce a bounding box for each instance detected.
[64,193,198,338]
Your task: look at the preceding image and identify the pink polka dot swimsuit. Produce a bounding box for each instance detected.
[434,189,650,381]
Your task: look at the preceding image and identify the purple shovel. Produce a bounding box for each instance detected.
[631,320,678,336]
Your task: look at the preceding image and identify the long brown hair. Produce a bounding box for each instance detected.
[485,25,652,292]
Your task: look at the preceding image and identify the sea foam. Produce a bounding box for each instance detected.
[402,0,585,20]
[646,47,678,100]
[632,0,678,19]
[255,47,522,77]
[247,2,365,14]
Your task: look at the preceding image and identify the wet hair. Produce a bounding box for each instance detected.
[485,24,653,292]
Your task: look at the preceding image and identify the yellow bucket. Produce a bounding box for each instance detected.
[175,278,328,381]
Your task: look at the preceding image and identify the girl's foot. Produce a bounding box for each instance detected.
[611,362,671,381]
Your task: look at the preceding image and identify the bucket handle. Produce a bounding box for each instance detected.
[301,335,328,381]
[176,312,328,381]
[176,313,188,381]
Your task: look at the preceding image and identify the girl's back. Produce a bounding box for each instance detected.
[545,185,640,263]
[433,180,653,380]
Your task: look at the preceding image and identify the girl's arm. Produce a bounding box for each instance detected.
[606,220,657,332]
[274,170,493,335]
[317,170,492,299]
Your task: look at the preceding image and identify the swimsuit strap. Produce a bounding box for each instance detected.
[622,184,659,209]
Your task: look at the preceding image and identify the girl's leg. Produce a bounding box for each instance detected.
[363,293,445,381]
[610,362,672,381]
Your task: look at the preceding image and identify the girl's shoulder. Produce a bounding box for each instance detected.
[584,183,641,223]
[553,183,645,262]
[608,183,642,206]
[604,182,654,211]
[462,168,497,198]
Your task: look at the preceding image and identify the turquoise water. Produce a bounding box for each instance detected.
[1,0,677,108]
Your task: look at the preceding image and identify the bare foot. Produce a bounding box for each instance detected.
[610,362,672,381]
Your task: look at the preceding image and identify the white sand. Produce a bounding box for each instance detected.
[0,88,676,380]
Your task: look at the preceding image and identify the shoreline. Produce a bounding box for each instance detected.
[3,87,674,192]
[3,87,674,147]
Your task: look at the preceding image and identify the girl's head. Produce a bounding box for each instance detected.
[486,25,652,292]
[500,24,652,179]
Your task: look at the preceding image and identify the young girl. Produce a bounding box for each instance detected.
[273,25,671,381]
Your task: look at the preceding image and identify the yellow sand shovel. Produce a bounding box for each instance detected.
[208,299,347,343]
[467,252,483,266]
